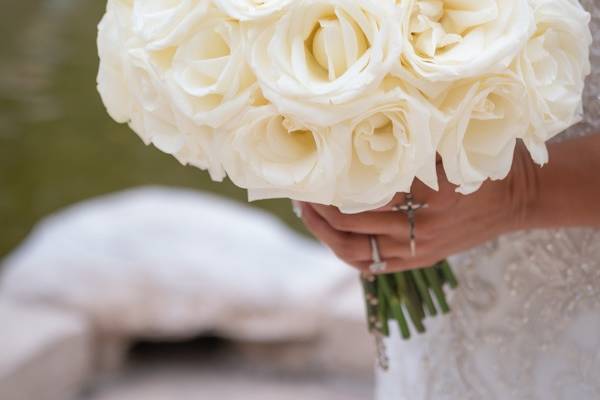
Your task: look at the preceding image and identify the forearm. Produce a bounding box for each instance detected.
[524,134,600,229]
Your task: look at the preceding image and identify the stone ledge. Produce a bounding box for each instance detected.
[0,299,92,400]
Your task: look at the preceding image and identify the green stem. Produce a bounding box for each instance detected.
[411,269,437,316]
[361,260,458,341]
[439,260,459,288]
[379,275,410,339]
[377,277,390,336]
[424,267,450,314]
[394,273,425,333]
[360,275,378,332]
[405,272,426,320]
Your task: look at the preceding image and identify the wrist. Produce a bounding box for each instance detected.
[506,143,541,232]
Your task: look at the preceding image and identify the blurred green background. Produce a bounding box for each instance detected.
[0,0,304,259]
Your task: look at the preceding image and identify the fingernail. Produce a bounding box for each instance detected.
[292,200,302,218]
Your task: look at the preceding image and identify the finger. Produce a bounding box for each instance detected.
[369,234,436,261]
[300,204,370,264]
[362,225,470,273]
[355,254,447,274]
[309,203,410,236]
[303,204,441,263]
[291,200,303,218]
[330,232,432,264]
[375,189,457,215]
[372,193,407,212]
[373,162,454,213]
[372,187,435,213]
[411,178,437,200]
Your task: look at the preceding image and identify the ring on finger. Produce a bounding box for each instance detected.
[368,235,387,274]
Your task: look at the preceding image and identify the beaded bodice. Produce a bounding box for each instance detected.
[377,1,600,398]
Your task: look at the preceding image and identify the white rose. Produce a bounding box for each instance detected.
[172,121,226,181]
[124,48,226,178]
[437,73,529,194]
[219,106,347,204]
[98,1,222,177]
[214,0,294,21]
[97,1,134,124]
[98,0,184,153]
[250,0,402,126]
[165,15,258,128]
[125,41,230,178]
[396,0,534,81]
[131,0,213,50]
[334,78,446,213]
[515,0,592,165]
[124,48,186,155]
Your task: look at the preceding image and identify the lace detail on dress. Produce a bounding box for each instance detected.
[377,230,600,400]
[377,1,600,398]
[558,0,600,140]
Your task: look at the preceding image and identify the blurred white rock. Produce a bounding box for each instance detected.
[0,299,92,400]
[0,187,364,342]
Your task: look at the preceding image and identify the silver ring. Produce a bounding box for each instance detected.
[369,235,387,274]
[392,193,428,257]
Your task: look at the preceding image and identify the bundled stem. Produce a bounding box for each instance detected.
[361,260,458,340]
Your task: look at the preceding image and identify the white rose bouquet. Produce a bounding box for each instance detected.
[97,0,592,364]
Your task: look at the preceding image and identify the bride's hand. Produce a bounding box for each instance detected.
[299,147,536,273]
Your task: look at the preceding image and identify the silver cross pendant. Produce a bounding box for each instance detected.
[393,193,428,257]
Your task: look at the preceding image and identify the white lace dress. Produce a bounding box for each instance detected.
[376,1,600,398]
